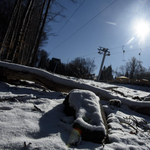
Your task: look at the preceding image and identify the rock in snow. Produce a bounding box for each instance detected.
[63,89,108,144]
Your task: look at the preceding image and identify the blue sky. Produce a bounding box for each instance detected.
[44,0,150,75]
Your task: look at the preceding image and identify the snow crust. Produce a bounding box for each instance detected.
[102,100,150,150]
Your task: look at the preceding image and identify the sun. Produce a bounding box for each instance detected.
[134,20,150,39]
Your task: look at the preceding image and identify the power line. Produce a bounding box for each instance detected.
[111,46,150,55]
[49,0,86,44]
[50,0,118,52]
[79,42,149,58]
[58,45,150,67]
[64,44,150,62]
[109,42,145,51]
[65,45,150,63]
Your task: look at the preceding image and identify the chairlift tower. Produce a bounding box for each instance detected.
[97,47,110,81]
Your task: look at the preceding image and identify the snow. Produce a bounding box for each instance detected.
[68,89,106,132]
[111,83,150,98]
[0,61,150,149]
[102,101,150,150]
[1,61,150,110]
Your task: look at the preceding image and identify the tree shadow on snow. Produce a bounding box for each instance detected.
[30,103,69,144]
[0,82,64,101]
[28,103,103,149]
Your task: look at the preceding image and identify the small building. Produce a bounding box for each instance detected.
[49,58,61,73]
[116,76,129,83]
[52,58,61,64]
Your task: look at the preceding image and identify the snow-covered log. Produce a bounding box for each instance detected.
[63,89,108,144]
[0,61,115,95]
[0,61,150,116]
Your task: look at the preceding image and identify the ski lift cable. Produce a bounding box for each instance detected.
[70,45,150,62]
[63,45,148,63]
[50,0,118,52]
[49,0,86,44]
[110,46,150,55]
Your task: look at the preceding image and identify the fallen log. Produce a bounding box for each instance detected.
[0,61,150,116]
[63,89,108,144]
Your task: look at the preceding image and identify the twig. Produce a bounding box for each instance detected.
[24,141,32,148]
[33,104,42,112]
[120,120,138,134]
[129,115,150,131]
[120,115,150,135]
[102,136,107,148]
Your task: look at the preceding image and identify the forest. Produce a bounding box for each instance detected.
[0,0,97,80]
[115,57,150,81]
[0,0,65,66]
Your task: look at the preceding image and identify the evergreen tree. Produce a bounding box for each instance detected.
[100,65,113,81]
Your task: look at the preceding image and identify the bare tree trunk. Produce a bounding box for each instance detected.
[12,0,35,63]
[27,0,47,66]
[19,0,36,64]
[21,0,45,65]
[23,44,30,65]
[0,0,22,60]
[24,0,45,65]
[6,0,22,60]
[28,0,52,66]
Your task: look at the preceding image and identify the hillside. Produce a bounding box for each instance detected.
[0,61,150,149]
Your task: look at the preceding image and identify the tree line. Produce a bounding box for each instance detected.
[36,49,96,79]
[36,49,114,81]
[24,50,150,81]
[0,0,66,66]
[114,57,150,80]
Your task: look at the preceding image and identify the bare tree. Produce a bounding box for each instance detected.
[0,0,22,60]
[12,0,35,63]
[19,0,36,64]
[28,0,49,66]
[68,57,96,78]
[0,0,76,65]
[6,0,23,60]
[115,57,148,80]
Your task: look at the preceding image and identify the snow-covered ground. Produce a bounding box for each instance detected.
[0,69,150,149]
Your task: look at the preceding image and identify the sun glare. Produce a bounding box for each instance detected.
[134,20,150,39]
